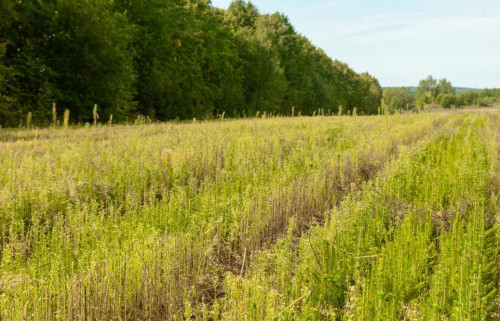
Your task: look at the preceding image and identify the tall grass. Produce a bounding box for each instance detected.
[0,111,497,320]
[219,112,500,320]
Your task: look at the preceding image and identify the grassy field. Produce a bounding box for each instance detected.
[1,111,500,320]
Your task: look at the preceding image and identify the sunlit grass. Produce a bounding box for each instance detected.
[1,112,498,320]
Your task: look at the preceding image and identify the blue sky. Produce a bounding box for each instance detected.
[211,0,500,88]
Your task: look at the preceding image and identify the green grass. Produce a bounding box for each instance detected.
[0,111,499,320]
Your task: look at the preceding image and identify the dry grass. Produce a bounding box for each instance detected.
[1,112,497,320]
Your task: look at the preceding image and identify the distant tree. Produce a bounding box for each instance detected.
[0,0,58,126]
[479,88,500,102]
[415,75,437,103]
[226,0,259,30]
[328,60,362,113]
[116,0,245,120]
[205,7,246,117]
[416,75,457,108]
[436,78,455,96]
[0,0,135,125]
[436,93,456,108]
[228,10,289,115]
[48,0,136,122]
[356,73,382,115]
[382,87,414,113]
[0,0,384,125]
[0,0,18,126]
[225,1,381,116]
[456,91,478,106]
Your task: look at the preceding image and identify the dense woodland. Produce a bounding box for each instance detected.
[0,0,382,127]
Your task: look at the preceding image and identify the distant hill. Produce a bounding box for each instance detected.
[383,87,481,93]
[455,87,481,93]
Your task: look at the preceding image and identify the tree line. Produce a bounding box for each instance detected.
[0,0,382,127]
[382,75,500,113]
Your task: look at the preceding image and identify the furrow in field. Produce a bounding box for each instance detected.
[491,112,500,319]
[346,114,496,320]
[181,115,446,319]
[407,112,500,320]
[0,115,446,320]
[217,114,470,320]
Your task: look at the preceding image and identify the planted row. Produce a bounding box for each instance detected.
[218,113,499,320]
[0,114,446,320]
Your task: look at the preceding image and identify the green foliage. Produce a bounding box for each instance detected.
[232,12,290,114]
[0,0,134,125]
[0,0,57,126]
[456,90,478,106]
[382,87,414,113]
[357,72,382,114]
[416,75,454,104]
[0,0,16,106]
[436,93,456,108]
[416,75,438,103]
[479,88,500,105]
[414,76,493,109]
[0,0,382,126]
[50,0,136,122]
[227,0,259,30]
[436,78,455,96]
